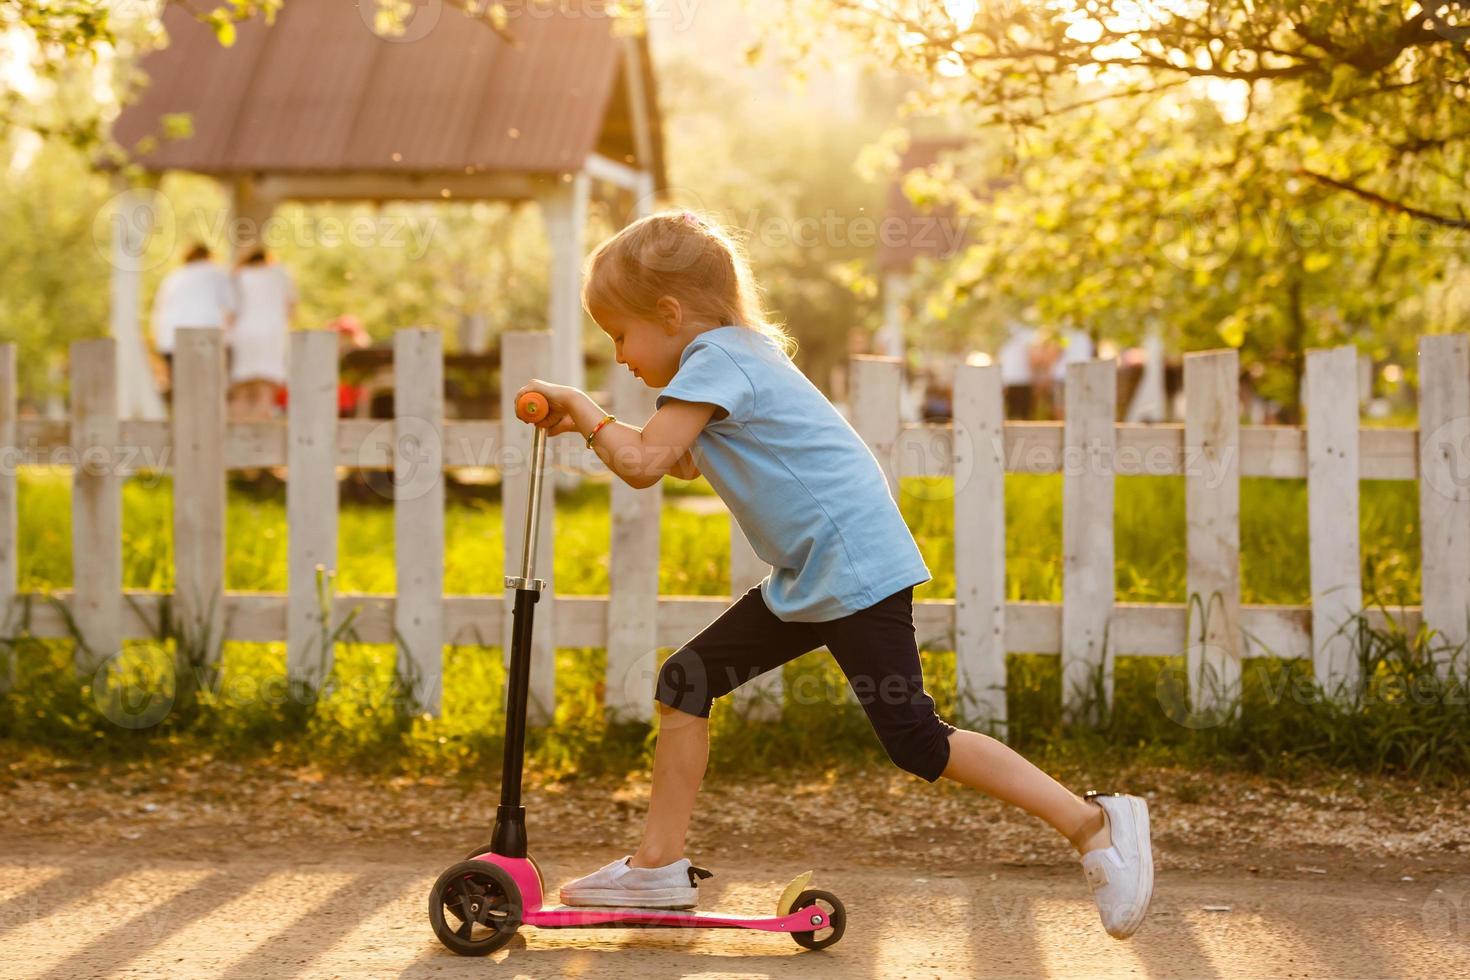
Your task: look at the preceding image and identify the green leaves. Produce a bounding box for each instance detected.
[208,11,237,48]
[776,0,1464,416]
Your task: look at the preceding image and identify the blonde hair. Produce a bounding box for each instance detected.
[581,209,797,359]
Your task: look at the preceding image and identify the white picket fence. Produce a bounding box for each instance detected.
[2,329,1468,732]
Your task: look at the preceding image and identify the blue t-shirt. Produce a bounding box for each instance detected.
[655,325,931,622]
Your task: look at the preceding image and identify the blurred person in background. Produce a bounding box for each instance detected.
[150,242,236,406]
[1049,323,1096,421]
[229,245,296,420]
[998,320,1038,419]
[268,314,373,418]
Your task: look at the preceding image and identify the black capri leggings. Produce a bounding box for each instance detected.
[655,584,956,782]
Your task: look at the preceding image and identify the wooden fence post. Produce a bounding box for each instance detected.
[394,328,445,714]
[952,362,1008,735]
[500,331,556,726]
[607,366,661,723]
[70,339,121,677]
[170,328,226,682]
[850,355,904,497]
[0,344,15,692]
[1061,358,1116,726]
[1417,334,1470,682]
[849,355,906,710]
[287,330,340,690]
[1305,345,1363,701]
[1183,349,1243,722]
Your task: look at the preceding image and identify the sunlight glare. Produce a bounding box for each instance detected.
[944,0,979,32]
[1064,18,1104,43]
[937,51,967,77]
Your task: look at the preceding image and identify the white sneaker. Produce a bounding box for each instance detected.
[1079,791,1154,939]
[558,855,714,910]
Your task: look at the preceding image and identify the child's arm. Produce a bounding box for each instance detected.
[515,380,713,489]
[669,447,702,481]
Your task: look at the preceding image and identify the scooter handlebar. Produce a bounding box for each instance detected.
[515,391,550,424]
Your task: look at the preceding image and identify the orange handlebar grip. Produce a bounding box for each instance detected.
[516,391,550,424]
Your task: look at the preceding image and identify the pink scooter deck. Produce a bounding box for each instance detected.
[523,905,829,931]
[468,851,831,933]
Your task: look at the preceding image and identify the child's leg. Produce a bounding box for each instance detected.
[630,703,708,868]
[939,729,1108,855]
[629,585,820,868]
[819,586,1109,856]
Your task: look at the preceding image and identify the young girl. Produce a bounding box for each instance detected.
[515,210,1155,940]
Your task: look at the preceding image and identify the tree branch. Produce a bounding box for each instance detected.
[1296,168,1470,230]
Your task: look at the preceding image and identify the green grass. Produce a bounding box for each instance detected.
[3,467,1463,785]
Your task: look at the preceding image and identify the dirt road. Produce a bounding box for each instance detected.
[2,840,1468,978]
[3,759,1469,977]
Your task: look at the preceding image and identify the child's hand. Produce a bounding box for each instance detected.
[516,379,585,437]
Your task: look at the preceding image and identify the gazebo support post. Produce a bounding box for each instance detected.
[227,175,278,255]
[538,171,592,491]
[539,172,591,398]
[110,175,167,422]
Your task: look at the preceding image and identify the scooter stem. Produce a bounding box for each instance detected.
[517,424,548,583]
[493,421,548,858]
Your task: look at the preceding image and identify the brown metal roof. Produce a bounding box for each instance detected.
[112,0,666,187]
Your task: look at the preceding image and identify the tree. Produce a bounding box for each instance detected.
[0,1,282,157]
[766,1,1470,418]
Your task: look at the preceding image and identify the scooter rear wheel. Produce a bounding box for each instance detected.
[429,861,523,956]
[790,888,846,951]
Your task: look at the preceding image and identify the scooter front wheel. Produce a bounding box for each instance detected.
[464,843,544,898]
[429,860,523,956]
[790,888,846,951]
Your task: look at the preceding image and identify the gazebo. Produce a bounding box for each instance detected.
[108,0,668,420]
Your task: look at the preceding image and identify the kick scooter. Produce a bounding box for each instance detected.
[427,390,848,957]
